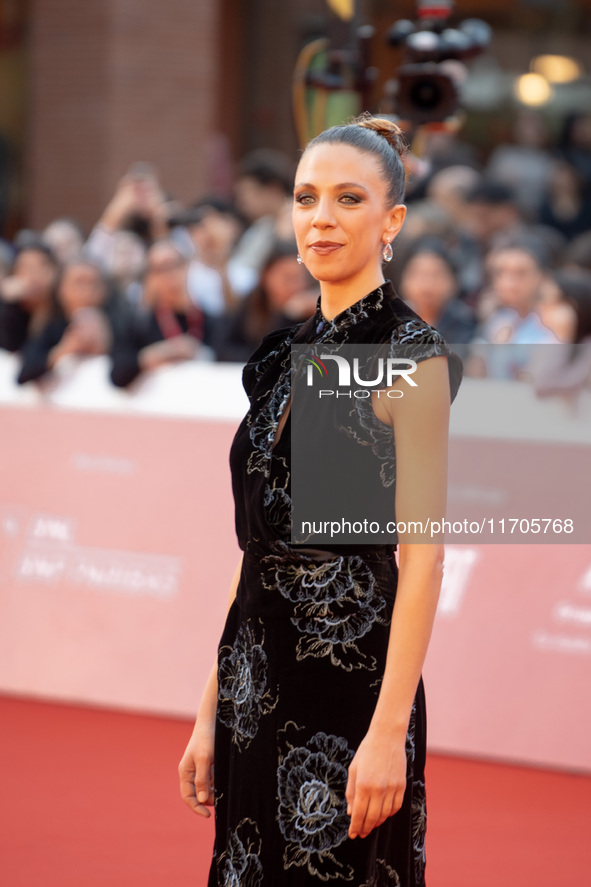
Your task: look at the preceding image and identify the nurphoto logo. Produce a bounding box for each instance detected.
[303,353,418,399]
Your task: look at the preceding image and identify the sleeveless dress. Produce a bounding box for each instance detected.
[208,281,463,886]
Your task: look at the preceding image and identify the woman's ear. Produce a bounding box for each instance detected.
[386,203,407,243]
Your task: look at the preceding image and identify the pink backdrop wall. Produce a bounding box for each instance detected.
[1,387,590,773]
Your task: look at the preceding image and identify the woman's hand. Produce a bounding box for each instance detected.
[346,727,408,839]
[178,716,215,818]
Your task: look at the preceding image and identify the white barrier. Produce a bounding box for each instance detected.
[1,350,590,771]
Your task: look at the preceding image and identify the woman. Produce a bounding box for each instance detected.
[16,258,119,385]
[398,236,476,343]
[0,241,60,355]
[179,114,462,885]
[213,240,317,363]
[538,159,591,241]
[110,239,209,388]
[532,268,591,397]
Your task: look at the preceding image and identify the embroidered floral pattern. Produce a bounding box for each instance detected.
[263,456,291,534]
[348,396,396,488]
[406,700,417,773]
[218,619,278,750]
[247,370,292,476]
[277,723,354,881]
[262,553,388,671]
[216,817,264,887]
[311,319,451,496]
[213,280,448,885]
[312,285,386,342]
[359,859,401,887]
[411,779,427,885]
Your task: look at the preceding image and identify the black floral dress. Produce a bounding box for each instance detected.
[208,281,462,886]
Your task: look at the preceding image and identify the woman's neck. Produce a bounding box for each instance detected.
[319,269,386,321]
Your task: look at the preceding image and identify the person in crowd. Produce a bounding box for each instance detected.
[563,230,591,274]
[42,218,86,264]
[486,109,554,221]
[476,238,557,341]
[105,229,147,305]
[403,127,480,201]
[394,200,454,247]
[15,258,121,385]
[386,201,455,293]
[538,159,591,241]
[84,164,173,269]
[178,197,255,320]
[232,148,295,275]
[0,241,60,354]
[427,165,483,230]
[531,268,591,398]
[463,180,524,251]
[397,237,476,344]
[0,239,12,283]
[528,269,591,397]
[213,241,317,362]
[425,166,485,295]
[469,237,558,378]
[557,111,591,189]
[110,239,210,388]
[538,269,591,345]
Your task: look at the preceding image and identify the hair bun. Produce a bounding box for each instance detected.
[353,112,408,158]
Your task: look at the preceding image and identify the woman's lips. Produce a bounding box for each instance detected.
[309,242,343,256]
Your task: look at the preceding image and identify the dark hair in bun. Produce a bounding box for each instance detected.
[303,112,408,208]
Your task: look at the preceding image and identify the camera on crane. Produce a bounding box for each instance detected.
[387,0,491,123]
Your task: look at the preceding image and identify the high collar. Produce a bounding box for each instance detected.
[312,281,394,338]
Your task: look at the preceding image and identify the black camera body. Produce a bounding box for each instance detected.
[388,1,491,123]
[395,63,459,124]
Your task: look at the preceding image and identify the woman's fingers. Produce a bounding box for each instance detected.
[348,786,370,840]
[349,784,405,838]
[178,755,199,812]
[178,749,214,817]
[347,768,407,839]
[345,761,356,817]
[194,751,215,808]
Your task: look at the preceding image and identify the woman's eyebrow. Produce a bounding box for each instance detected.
[293,181,370,193]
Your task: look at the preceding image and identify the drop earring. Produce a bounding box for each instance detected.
[382,241,393,262]
[296,254,303,264]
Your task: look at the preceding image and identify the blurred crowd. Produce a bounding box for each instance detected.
[1,109,591,395]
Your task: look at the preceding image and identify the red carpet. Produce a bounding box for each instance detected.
[1,694,590,886]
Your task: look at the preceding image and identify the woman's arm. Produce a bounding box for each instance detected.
[178,552,243,817]
[346,356,450,840]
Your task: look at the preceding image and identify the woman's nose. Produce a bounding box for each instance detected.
[312,197,336,228]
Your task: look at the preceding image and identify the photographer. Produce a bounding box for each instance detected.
[84,164,173,290]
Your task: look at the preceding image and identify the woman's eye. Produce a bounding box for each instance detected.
[295,194,314,205]
[340,194,361,204]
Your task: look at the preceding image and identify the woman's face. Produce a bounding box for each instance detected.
[58,264,107,318]
[292,143,405,292]
[13,249,57,301]
[400,251,456,316]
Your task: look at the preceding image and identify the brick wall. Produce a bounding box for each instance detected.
[27,0,221,231]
